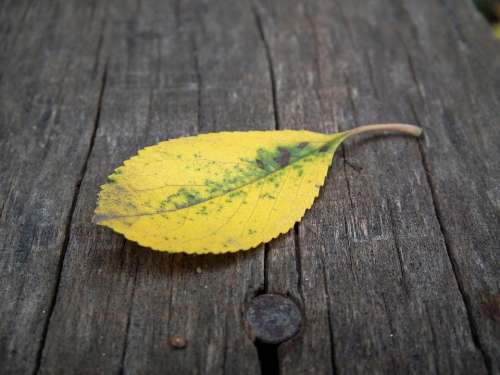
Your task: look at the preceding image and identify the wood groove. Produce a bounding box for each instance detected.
[415,136,493,374]
[34,60,109,375]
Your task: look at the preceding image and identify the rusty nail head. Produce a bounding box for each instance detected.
[245,293,302,344]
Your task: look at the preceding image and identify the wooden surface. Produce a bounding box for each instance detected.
[0,0,499,374]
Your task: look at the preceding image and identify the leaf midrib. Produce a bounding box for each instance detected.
[99,136,343,221]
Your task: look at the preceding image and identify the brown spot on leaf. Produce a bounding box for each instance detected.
[256,159,265,169]
[297,142,309,149]
[318,144,330,153]
[275,147,290,167]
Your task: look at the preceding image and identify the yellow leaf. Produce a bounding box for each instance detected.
[94,124,422,254]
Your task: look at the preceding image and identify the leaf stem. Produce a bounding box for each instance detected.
[344,123,423,139]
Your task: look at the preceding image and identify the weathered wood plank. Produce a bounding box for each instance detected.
[1,0,498,373]
[255,0,499,373]
[0,1,108,373]
[399,1,500,372]
[0,0,33,57]
[37,0,273,373]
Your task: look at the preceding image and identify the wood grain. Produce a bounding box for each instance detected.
[37,1,269,374]
[256,0,499,373]
[0,1,109,373]
[0,0,498,374]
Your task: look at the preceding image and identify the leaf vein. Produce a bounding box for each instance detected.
[98,140,337,221]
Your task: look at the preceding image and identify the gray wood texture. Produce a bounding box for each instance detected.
[1,0,499,374]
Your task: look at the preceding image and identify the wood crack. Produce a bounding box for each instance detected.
[191,35,204,133]
[165,254,176,343]
[293,224,305,306]
[341,76,359,282]
[263,243,270,291]
[248,6,285,373]
[341,147,355,213]
[408,98,493,374]
[91,19,107,80]
[386,198,410,296]
[364,50,380,100]
[221,314,229,374]
[33,60,109,375]
[251,1,280,130]
[424,302,442,375]
[399,35,426,105]
[320,248,339,375]
[119,250,139,375]
[303,3,326,117]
